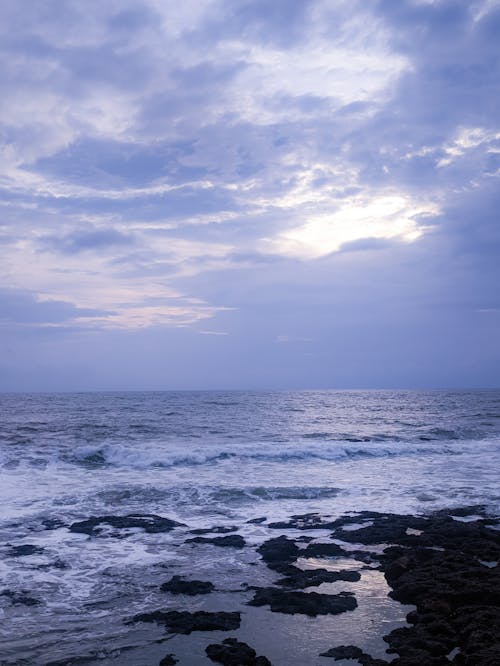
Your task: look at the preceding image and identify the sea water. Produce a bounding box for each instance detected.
[0,390,499,664]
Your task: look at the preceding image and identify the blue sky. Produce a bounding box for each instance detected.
[1,0,499,390]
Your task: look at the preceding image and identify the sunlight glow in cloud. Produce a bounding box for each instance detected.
[263,196,438,259]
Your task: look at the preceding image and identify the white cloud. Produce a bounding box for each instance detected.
[262,195,438,259]
[437,127,500,168]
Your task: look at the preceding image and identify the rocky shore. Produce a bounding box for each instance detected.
[130,506,500,665]
[5,507,498,665]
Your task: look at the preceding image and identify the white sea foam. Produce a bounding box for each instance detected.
[66,436,500,470]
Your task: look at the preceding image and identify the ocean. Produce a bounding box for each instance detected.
[1,390,499,664]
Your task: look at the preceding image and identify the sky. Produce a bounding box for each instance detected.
[0,0,499,391]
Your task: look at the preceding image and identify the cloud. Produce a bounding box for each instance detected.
[41,227,135,254]
[262,195,438,259]
[0,0,499,387]
[0,287,111,326]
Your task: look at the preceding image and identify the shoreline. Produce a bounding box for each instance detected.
[11,505,495,665]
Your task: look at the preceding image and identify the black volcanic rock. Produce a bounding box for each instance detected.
[256,536,299,573]
[130,610,241,634]
[320,645,365,659]
[159,654,178,665]
[69,514,184,536]
[267,512,380,531]
[160,575,215,595]
[320,645,387,665]
[377,510,500,666]
[276,567,360,589]
[247,587,357,616]
[189,525,239,534]
[332,513,428,546]
[206,638,272,665]
[301,542,346,558]
[267,513,334,530]
[186,534,246,548]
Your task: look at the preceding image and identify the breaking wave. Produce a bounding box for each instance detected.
[63,437,500,470]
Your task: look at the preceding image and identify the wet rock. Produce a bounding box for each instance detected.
[247,587,357,616]
[276,567,360,589]
[159,654,178,665]
[186,534,246,548]
[320,644,387,665]
[301,542,346,558]
[267,512,385,531]
[6,544,44,557]
[320,645,364,659]
[189,526,238,534]
[377,509,500,666]
[130,610,241,634]
[256,536,299,573]
[332,513,428,546]
[69,514,184,536]
[383,547,500,607]
[267,513,334,530]
[160,575,215,595]
[206,637,272,665]
[439,505,486,518]
[1,589,41,606]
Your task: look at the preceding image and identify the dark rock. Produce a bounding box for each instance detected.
[159,654,178,665]
[320,645,388,665]
[247,587,357,616]
[256,536,299,572]
[301,542,347,558]
[186,534,246,548]
[267,512,386,531]
[130,610,241,634]
[276,567,360,589]
[6,544,44,557]
[247,517,267,524]
[267,513,334,530]
[206,638,272,665]
[1,589,41,606]
[333,513,428,546]
[320,645,364,659]
[189,526,238,534]
[440,505,486,518]
[376,509,500,666]
[69,514,184,536]
[383,547,500,607]
[160,575,215,595]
